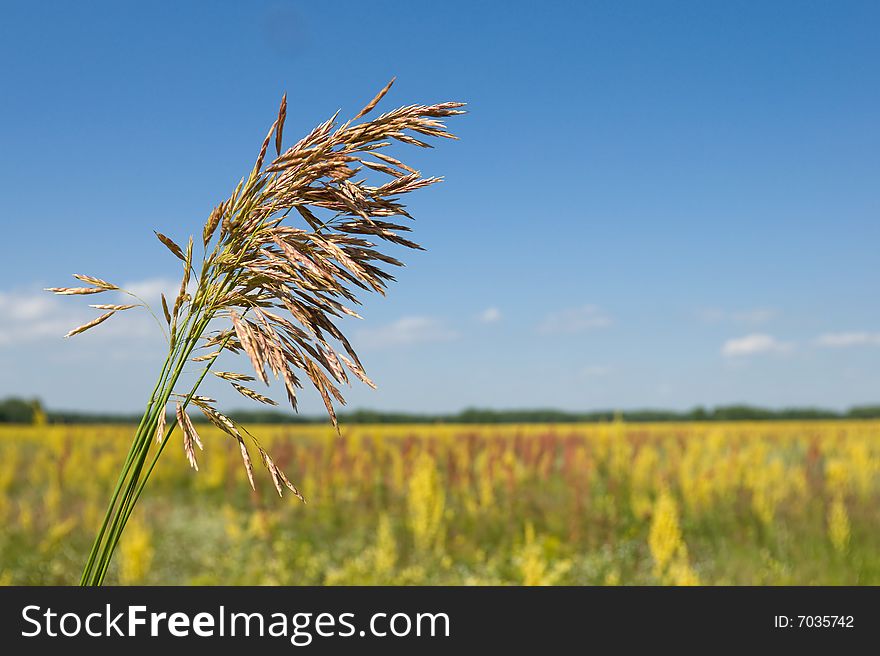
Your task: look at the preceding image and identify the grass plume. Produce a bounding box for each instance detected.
[47,79,463,585]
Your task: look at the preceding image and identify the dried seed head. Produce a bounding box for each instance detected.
[230,311,268,385]
[231,383,278,406]
[275,93,287,156]
[354,76,396,120]
[176,402,201,471]
[203,201,225,247]
[213,371,255,382]
[258,447,304,502]
[64,311,116,338]
[154,231,185,261]
[339,353,376,389]
[191,351,221,362]
[46,286,108,296]
[155,404,166,444]
[72,274,119,290]
[372,151,417,174]
[189,398,259,492]
[48,81,463,505]
[160,293,172,325]
[238,438,256,491]
[88,304,137,311]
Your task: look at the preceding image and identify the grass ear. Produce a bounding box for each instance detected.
[50,80,463,585]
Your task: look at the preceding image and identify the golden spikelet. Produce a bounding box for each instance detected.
[212,371,255,382]
[230,311,268,385]
[275,93,287,156]
[175,402,201,471]
[160,293,172,325]
[154,231,185,261]
[191,351,220,362]
[46,286,108,296]
[238,438,256,491]
[339,353,376,389]
[354,76,396,119]
[258,447,304,502]
[72,274,119,290]
[231,383,278,406]
[88,304,137,311]
[155,404,166,444]
[189,399,258,492]
[203,202,224,247]
[64,311,116,338]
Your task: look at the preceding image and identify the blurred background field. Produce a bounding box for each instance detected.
[1,419,878,585]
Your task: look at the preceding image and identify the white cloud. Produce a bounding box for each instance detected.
[0,289,86,346]
[698,307,777,325]
[7,295,55,321]
[355,316,458,350]
[721,333,792,357]
[0,280,173,348]
[815,332,880,348]
[538,305,611,335]
[477,307,502,324]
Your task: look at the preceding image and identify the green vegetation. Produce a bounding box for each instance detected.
[0,398,44,423]
[3,397,878,425]
[2,421,878,585]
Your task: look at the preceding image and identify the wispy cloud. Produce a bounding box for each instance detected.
[0,293,79,346]
[698,307,777,325]
[477,307,502,324]
[721,333,793,357]
[538,305,611,335]
[355,316,458,350]
[6,295,58,324]
[815,332,880,348]
[0,280,172,347]
[0,287,94,346]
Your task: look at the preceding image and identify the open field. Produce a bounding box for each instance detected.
[1,420,879,585]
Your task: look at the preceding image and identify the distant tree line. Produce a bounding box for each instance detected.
[2,397,880,424]
[0,398,42,423]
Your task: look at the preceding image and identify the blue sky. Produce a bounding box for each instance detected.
[1,0,878,414]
